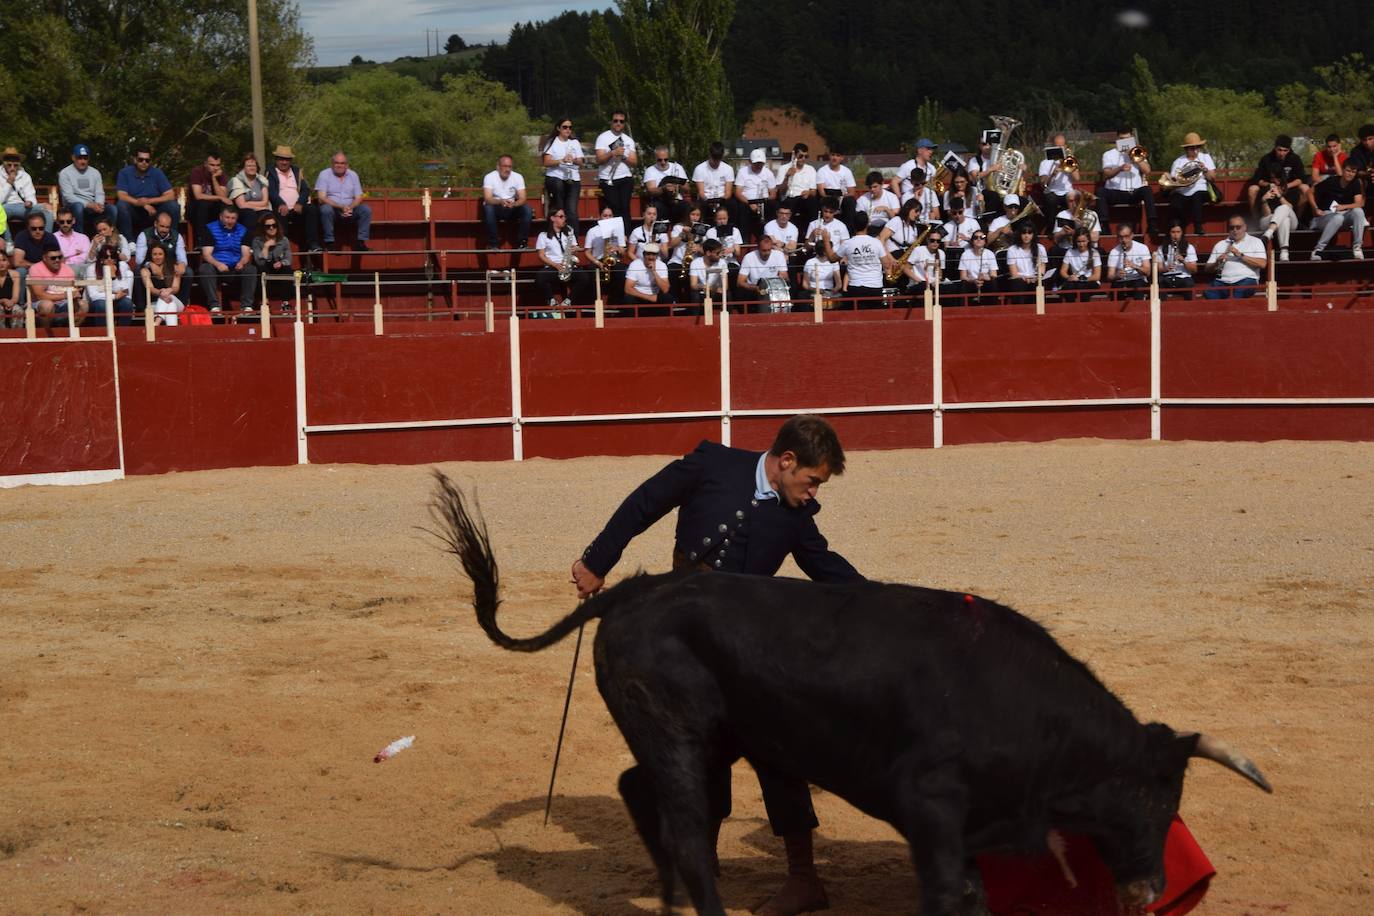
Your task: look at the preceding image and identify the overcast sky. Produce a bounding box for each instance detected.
[301,0,608,65]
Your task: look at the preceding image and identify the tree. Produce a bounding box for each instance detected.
[589,0,736,165]
[1149,84,1282,169]
[444,34,467,54]
[1276,54,1374,142]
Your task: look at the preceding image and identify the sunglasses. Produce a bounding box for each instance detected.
[101,254,118,261]
[57,219,74,225]
[972,234,987,240]
[611,118,626,124]
[135,156,151,162]
[45,254,65,261]
[559,123,572,129]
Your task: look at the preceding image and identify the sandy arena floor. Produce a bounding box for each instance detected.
[2,440,1372,914]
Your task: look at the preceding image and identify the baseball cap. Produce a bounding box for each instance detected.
[642,242,661,254]
[915,138,935,149]
[749,149,766,164]
[73,144,91,157]
[1003,194,1021,206]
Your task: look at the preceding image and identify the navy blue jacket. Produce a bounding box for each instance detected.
[582,441,862,583]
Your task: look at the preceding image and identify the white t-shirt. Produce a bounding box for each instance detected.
[763,219,799,249]
[804,217,850,248]
[895,158,936,196]
[904,186,940,221]
[86,261,134,301]
[628,224,670,257]
[690,257,728,293]
[942,216,981,249]
[959,248,998,280]
[1166,153,1216,198]
[856,189,900,219]
[692,160,734,198]
[537,229,578,266]
[943,188,979,218]
[776,162,818,198]
[740,249,788,286]
[483,169,525,204]
[735,164,777,201]
[911,245,946,283]
[837,235,885,287]
[1038,158,1075,196]
[584,218,626,258]
[643,160,687,191]
[624,257,668,296]
[1062,247,1100,279]
[706,225,743,261]
[543,138,584,181]
[1155,241,1198,277]
[1102,147,1144,192]
[595,130,636,181]
[1108,239,1151,279]
[882,218,921,254]
[802,256,841,291]
[1206,234,1265,283]
[817,163,856,192]
[1006,243,1049,280]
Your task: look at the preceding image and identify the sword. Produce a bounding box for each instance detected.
[544,619,585,826]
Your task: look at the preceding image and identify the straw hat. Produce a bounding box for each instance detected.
[272,145,295,159]
[1,146,23,162]
[1180,132,1207,147]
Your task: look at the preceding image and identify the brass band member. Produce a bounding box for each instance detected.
[1106,223,1150,301]
[816,149,859,232]
[643,145,688,214]
[1038,133,1079,220]
[1096,127,1159,237]
[776,143,819,234]
[1154,222,1198,299]
[692,141,734,217]
[1165,132,1218,236]
[734,149,778,244]
[1057,228,1103,301]
[542,117,584,235]
[957,229,998,305]
[534,207,587,313]
[1002,223,1047,304]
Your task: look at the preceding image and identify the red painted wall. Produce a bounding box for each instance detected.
[0,341,120,476]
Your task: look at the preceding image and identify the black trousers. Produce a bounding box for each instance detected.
[1059,279,1101,301]
[1002,276,1037,304]
[1097,187,1159,234]
[1168,190,1206,233]
[1159,274,1195,299]
[545,177,582,235]
[279,203,320,250]
[1112,276,1150,300]
[600,177,634,238]
[534,265,590,307]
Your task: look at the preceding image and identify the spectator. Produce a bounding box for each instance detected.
[1,147,52,233]
[140,244,185,326]
[1310,133,1347,185]
[0,250,21,327]
[250,214,292,311]
[1348,124,1374,181]
[12,212,56,279]
[1255,170,1299,262]
[197,205,257,315]
[1205,216,1265,299]
[26,238,84,327]
[115,146,180,240]
[58,144,107,233]
[267,145,319,253]
[481,154,532,250]
[228,153,271,234]
[187,151,230,243]
[1245,135,1309,220]
[314,151,371,251]
[53,207,93,278]
[135,211,187,276]
[0,205,7,246]
[85,246,135,326]
[91,214,136,265]
[1307,160,1366,261]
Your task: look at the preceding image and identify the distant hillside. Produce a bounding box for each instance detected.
[308,47,489,89]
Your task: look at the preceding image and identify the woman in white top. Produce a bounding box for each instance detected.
[1155,223,1199,299]
[1003,223,1049,304]
[628,204,670,262]
[140,243,184,325]
[542,117,585,235]
[957,229,998,305]
[533,207,587,314]
[1164,134,1218,236]
[227,153,271,234]
[1057,228,1102,300]
[85,245,135,325]
[942,173,982,220]
[670,204,705,301]
[801,253,845,302]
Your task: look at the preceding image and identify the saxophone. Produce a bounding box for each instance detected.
[557,229,577,282]
[884,223,934,283]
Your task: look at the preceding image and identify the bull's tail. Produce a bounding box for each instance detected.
[428,471,600,652]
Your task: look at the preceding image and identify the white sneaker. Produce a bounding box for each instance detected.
[561,297,571,308]
[548,297,559,308]
[1262,225,1276,240]
[1279,248,1289,262]
[241,305,255,315]
[1310,249,1323,261]
[1354,246,1365,260]
[210,305,222,314]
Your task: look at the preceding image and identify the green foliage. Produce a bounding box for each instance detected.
[311,50,485,90]
[588,0,736,164]
[6,0,312,183]
[278,69,538,186]
[444,34,467,54]
[912,99,941,145]
[1149,85,1283,169]
[481,12,602,128]
[1124,55,1164,152]
[1276,54,1374,141]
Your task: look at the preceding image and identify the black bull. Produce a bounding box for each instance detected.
[431,474,1271,915]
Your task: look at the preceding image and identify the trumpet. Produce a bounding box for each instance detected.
[1129,145,1149,165]
[598,249,620,279]
[1060,153,1078,172]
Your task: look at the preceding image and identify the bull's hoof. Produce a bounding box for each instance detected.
[752,873,829,915]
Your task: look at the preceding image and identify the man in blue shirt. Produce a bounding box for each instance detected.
[198,205,257,314]
[115,146,180,240]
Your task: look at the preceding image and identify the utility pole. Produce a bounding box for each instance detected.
[247,0,265,164]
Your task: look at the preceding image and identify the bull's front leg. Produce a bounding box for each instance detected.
[895,768,970,916]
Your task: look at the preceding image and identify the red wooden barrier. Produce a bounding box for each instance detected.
[0,341,120,477]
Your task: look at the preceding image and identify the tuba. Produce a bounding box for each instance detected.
[1159,160,1206,189]
[988,115,1026,197]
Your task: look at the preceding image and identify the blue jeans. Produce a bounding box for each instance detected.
[88,295,135,326]
[116,200,180,241]
[318,203,372,244]
[65,200,111,234]
[482,202,532,249]
[1203,277,1259,299]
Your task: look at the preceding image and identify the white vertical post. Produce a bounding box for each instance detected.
[484,271,496,332]
[294,311,308,464]
[66,288,77,337]
[508,311,523,460]
[24,303,36,338]
[509,269,517,317]
[593,267,604,328]
[293,270,302,322]
[932,295,944,449]
[259,271,268,318]
[812,266,823,323]
[1266,245,1278,312]
[923,282,933,321]
[144,284,156,341]
[422,187,432,222]
[1150,272,1162,442]
[373,271,383,335]
[1149,253,1159,307]
[719,308,731,446]
[1034,262,1045,315]
[260,291,271,338]
[703,267,714,326]
[103,266,115,337]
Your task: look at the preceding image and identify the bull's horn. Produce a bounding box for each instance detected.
[1187,733,1273,794]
